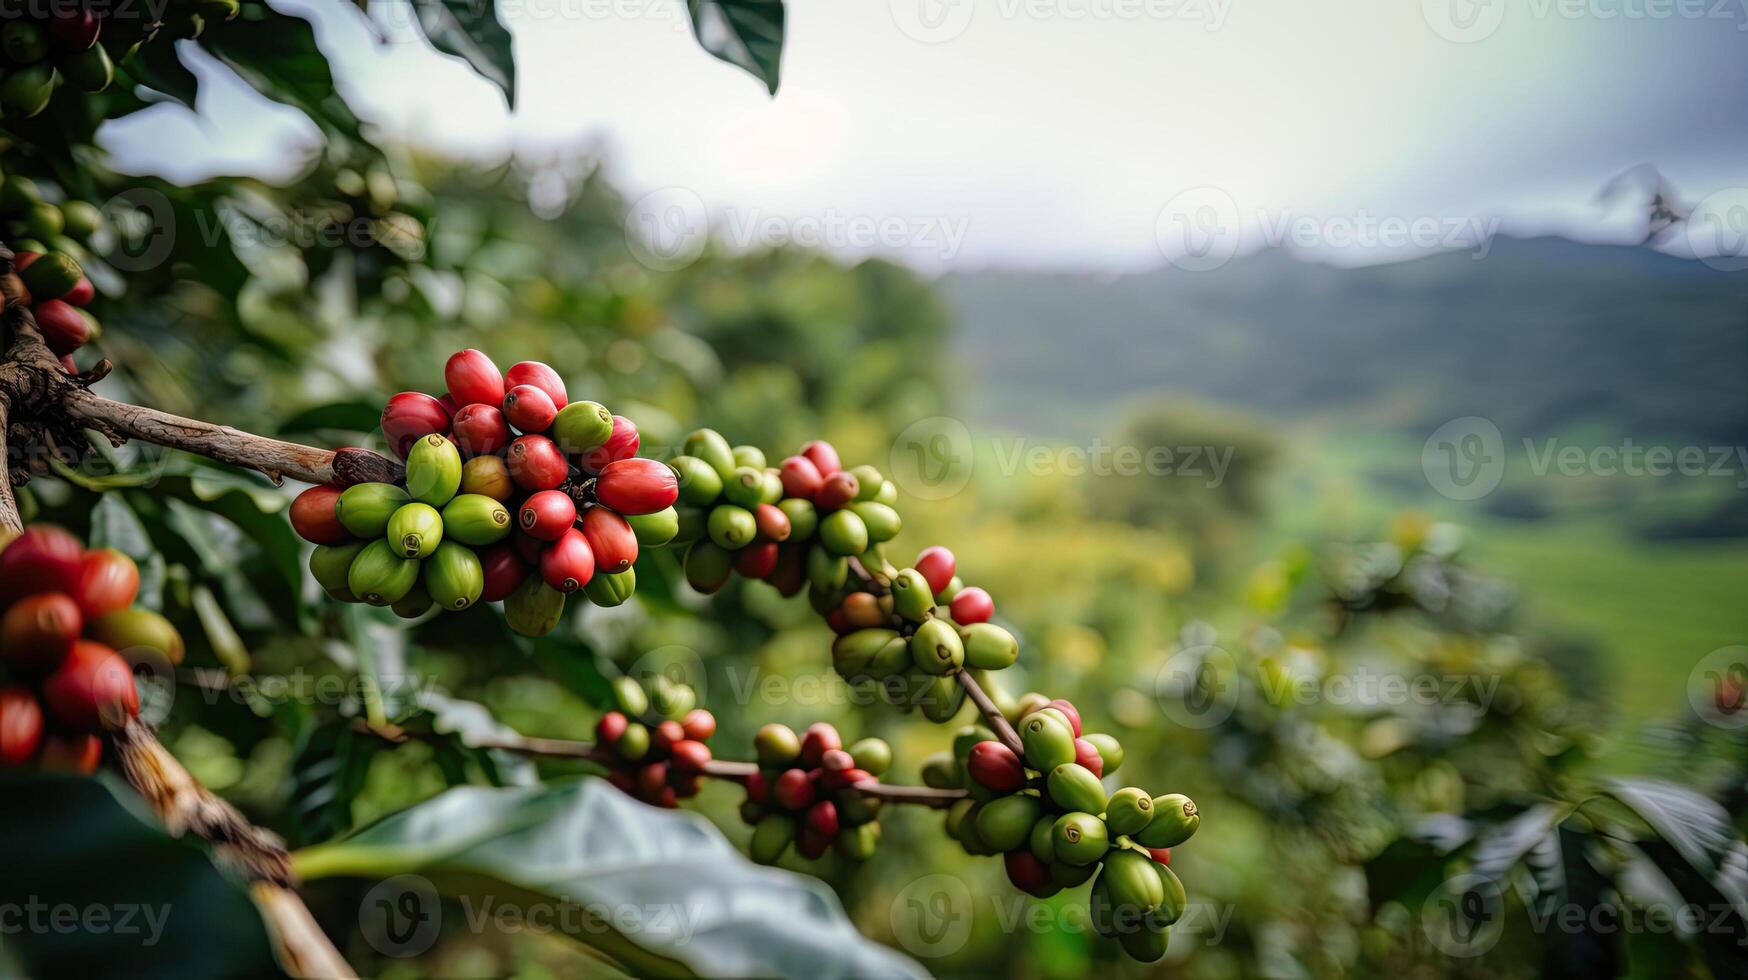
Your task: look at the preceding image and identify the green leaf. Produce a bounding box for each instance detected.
[1541,825,1620,980]
[91,493,167,610]
[406,690,539,787]
[294,779,925,977]
[199,1,367,144]
[0,773,283,978]
[289,721,380,846]
[409,0,517,108]
[124,38,201,110]
[685,0,784,95]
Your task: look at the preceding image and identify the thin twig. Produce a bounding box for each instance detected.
[957,668,1025,758]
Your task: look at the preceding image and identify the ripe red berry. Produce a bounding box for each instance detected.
[820,748,855,772]
[915,546,957,595]
[753,503,791,542]
[579,415,639,476]
[1073,737,1103,778]
[64,277,95,307]
[638,761,670,796]
[669,739,712,773]
[779,455,824,500]
[503,384,559,434]
[41,640,138,733]
[824,608,852,635]
[37,734,101,775]
[1004,850,1052,895]
[596,711,630,744]
[950,587,994,624]
[75,549,139,619]
[607,770,635,794]
[49,7,100,49]
[34,299,92,356]
[438,393,461,416]
[508,434,570,491]
[539,528,595,593]
[512,530,546,567]
[797,826,833,859]
[651,785,679,808]
[827,767,872,790]
[1147,847,1171,865]
[799,441,841,478]
[769,546,806,597]
[381,392,452,459]
[806,800,839,838]
[0,524,84,604]
[681,708,716,741]
[967,741,1026,793]
[773,768,815,810]
[290,485,349,545]
[653,719,686,753]
[0,686,45,766]
[732,542,779,579]
[451,404,512,457]
[505,361,568,409]
[799,723,841,767]
[815,472,858,511]
[744,769,770,803]
[59,355,76,374]
[580,507,638,574]
[673,774,702,799]
[478,542,532,602]
[445,349,505,407]
[594,458,678,516]
[1049,699,1083,737]
[520,490,578,542]
[0,592,82,674]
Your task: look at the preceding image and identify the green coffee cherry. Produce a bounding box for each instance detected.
[961,623,1018,669]
[425,542,484,610]
[889,569,934,622]
[504,576,566,636]
[1105,787,1155,837]
[1051,862,1096,888]
[817,509,869,556]
[1020,712,1077,771]
[648,676,694,719]
[832,628,899,678]
[918,673,966,722]
[1150,864,1186,928]
[909,619,964,674]
[848,737,892,776]
[707,504,757,550]
[348,539,420,606]
[867,633,913,678]
[583,568,636,607]
[1029,813,1058,864]
[612,676,650,716]
[759,469,784,505]
[1051,812,1110,866]
[805,547,848,592]
[720,467,765,509]
[387,502,443,558]
[684,540,733,593]
[778,498,817,540]
[874,480,899,506]
[1104,849,1165,917]
[309,541,368,594]
[671,456,723,505]
[920,751,959,789]
[934,575,964,604]
[63,44,116,93]
[391,583,433,619]
[617,723,650,761]
[405,434,462,506]
[754,723,801,766]
[1083,732,1124,774]
[672,507,707,545]
[1046,763,1107,814]
[839,794,882,826]
[848,465,884,500]
[682,428,737,481]
[1136,794,1199,848]
[976,794,1042,852]
[442,494,512,546]
[848,501,901,543]
[625,507,679,547]
[1118,926,1168,963]
[553,401,615,453]
[835,822,880,861]
[955,802,995,855]
[732,445,766,470]
[1090,874,1120,939]
[944,798,974,839]
[336,483,409,537]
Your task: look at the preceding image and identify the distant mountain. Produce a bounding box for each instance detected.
[940,236,1748,446]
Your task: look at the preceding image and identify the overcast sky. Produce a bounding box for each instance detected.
[103,0,1748,271]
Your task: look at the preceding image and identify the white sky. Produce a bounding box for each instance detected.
[103,0,1748,271]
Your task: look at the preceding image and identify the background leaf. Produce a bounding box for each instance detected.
[685,0,784,95]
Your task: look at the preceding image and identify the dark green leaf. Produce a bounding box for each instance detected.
[125,39,201,110]
[289,722,380,846]
[1541,825,1621,980]
[199,1,367,144]
[410,0,517,108]
[685,0,784,95]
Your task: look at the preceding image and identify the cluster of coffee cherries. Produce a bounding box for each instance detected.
[3,231,101,369]
[0,525,183,774]
[593,676,716,809]
[293,349,679,634]
[924,697,1198,962]
[740,722,891,863]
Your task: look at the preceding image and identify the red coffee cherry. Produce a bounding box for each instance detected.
[652,719,686,753]
[825,767,872,791]
[0,686,45,766]
[451,404,512,457]
[949,587,994,624]
[64,277,95,307]
[799,440,841,478]
[502,384,559,434]
[732,542,779,579]
[477,542,532,602]
[505,361,568,409]
[823,608,851,635]
[1004,850,1053,896]
[638,761,670,797]
[914,546,957,595]
[596,711,630,744]
[438,393,461,416]
[799,723,841,767]
[0,524,84,604]
[607,770,636,794]
[820,748,855,772]
[753,503,791,542]
[1147,847,1172,865]
[806,800,839,838]
[672,774,702,799]
[797,826,833,859]
[967,741,1026,793]
[815,472,858,511]
[0,592,82,675]
[669,739,712,773]
[773,768,815,810]
[744,769,770,804]
[779,455,824,500]
[34,299,92,356]
[381,392,451,459]
[445,348,505,407]
[512,530,546,567]
[579,415,639,476]
[594,458,678,516]
[290,485,349,544]
[580,507,638,574]
[681,708,716,741]
[1049,699,1084,737]
[37,734,101,775]
[41,640,139,733]
[49,7,100,49]
[520,490,578,542]
[650,785,679,809]
[75,549,139,620]
[1073,737,1103,778]
[508,434,569,491]
[539,528,595,593]
[768,545,806,598]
